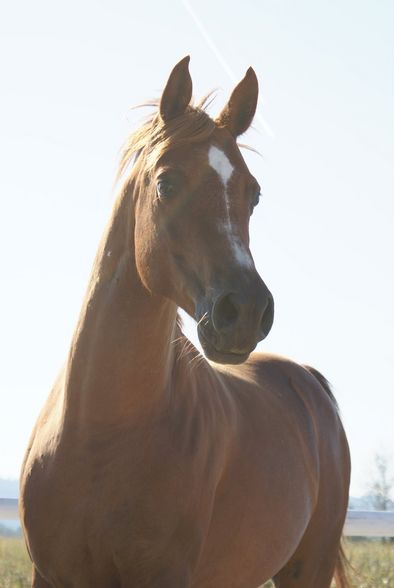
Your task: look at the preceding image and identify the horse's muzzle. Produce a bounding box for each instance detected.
[196,277,274,365]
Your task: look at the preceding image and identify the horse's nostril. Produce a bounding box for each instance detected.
[259,294,274,340]
[212,293,239,333]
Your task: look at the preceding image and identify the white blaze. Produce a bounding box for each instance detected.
[208,145,253,269]
[208,146,234,193]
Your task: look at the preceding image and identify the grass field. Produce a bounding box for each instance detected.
[0,538,31,588]
[0,537,393,587]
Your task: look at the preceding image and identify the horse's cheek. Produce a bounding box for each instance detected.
[135,222,172,296]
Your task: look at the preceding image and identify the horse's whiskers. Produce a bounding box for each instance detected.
[188,349,205,373]
[197,312,208,327]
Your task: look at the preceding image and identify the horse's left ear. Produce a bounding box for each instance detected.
[160,56,193,122]
[216,67,258,137]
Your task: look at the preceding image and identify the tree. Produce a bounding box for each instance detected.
[370,454,393,511]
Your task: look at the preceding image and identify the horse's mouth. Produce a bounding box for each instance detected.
[197,326,253,365]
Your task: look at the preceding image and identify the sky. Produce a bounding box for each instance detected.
[0,0,393,498]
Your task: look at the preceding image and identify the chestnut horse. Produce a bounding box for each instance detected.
[20,57,350,588]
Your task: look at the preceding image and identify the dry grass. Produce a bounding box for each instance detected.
[0,537,393,587]
[0,537,31,588]
[344,539,394,587]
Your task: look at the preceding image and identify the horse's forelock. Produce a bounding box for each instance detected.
[117,99,217,184]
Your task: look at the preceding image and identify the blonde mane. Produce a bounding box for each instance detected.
[117,98,216,181]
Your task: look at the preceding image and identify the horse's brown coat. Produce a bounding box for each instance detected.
[20,57,350,588]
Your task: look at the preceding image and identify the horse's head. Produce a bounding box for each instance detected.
[128,56,274,365]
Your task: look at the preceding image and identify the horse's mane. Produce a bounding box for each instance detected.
[117,96,216,181]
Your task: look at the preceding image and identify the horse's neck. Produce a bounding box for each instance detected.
[64,188,178,427]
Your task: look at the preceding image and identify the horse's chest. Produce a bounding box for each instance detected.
[24,426,215,584]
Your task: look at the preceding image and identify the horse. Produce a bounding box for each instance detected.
[20,56,350,588]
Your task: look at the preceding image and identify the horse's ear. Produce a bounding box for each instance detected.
[215,67,258,137]
[160,56,193,122]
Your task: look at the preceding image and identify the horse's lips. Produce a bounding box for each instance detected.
[197,325,252,365]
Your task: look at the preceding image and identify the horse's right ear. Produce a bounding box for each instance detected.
[160,56,193,122]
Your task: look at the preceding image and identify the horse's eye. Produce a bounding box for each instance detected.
[250,190,261,214]
[157,179,174,199]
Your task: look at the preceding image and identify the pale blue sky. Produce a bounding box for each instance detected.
[0,0,393,497]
